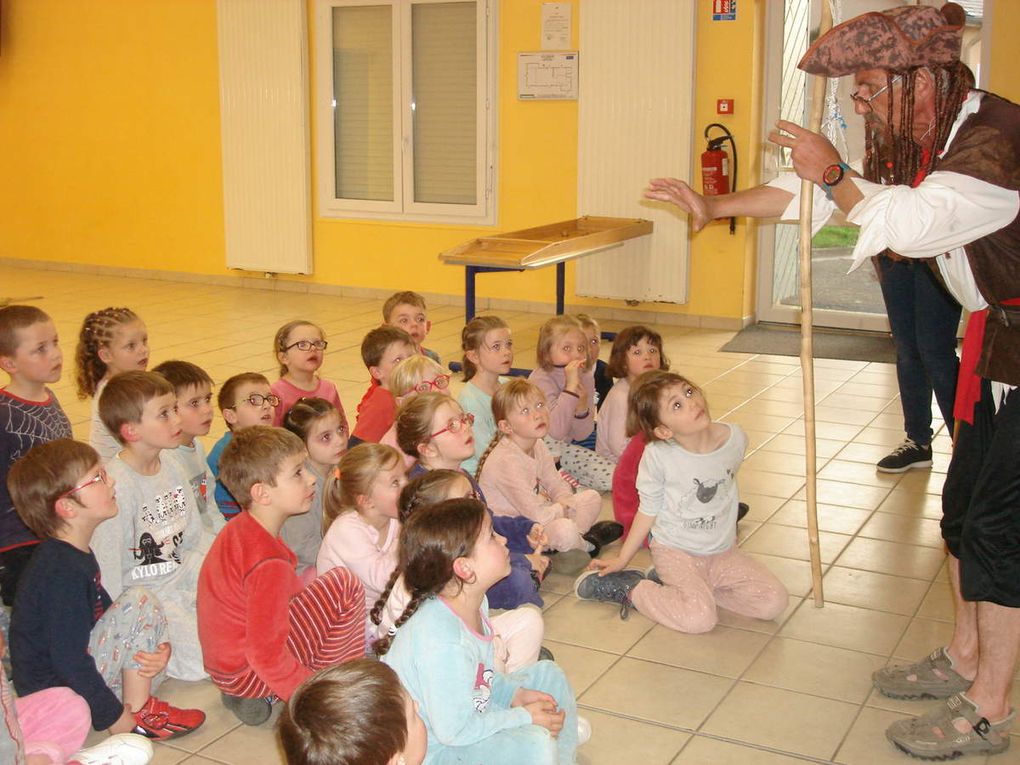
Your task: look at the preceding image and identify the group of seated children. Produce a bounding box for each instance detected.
[0,289,790,765]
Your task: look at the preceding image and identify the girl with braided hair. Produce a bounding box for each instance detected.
[396,393,547,607]
[317,443,406,646]
[75,307,149,461]
[476,380,621,562]
[372,470,545,674]
[378,498,586,764]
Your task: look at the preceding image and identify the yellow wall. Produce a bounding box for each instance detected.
[0,1,763,322]
[988,0,1020,103]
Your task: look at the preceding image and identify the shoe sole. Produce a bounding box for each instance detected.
[876,460,933,474]
[888,735,1009,760]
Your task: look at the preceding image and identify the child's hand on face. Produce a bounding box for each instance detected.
[526,523,547,551]
[563,359,584,392]
[589,556,628,576]
[134,641,171,678]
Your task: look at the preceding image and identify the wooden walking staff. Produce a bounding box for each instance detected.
[799,0,833,608]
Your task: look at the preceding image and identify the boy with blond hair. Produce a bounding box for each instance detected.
[197,426,366,726]
[0,305,73,606]
[152,360,224,533]
[350,327,415,445]
[383,291,440,364]
[8,438,205,740]
[207,372,278,521]
[92,371,211,681]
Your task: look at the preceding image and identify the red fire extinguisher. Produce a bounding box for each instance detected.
[701,123,737,234]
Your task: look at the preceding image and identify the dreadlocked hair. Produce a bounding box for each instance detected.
[372,498,487,656]
[322,443,402,532]
[865,62,972,189]
[75,307,142,399]
[460,315,509,382]
[474,378,542,481]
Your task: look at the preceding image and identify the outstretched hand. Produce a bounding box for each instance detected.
[767,120,841,185]
[644,178,715,232]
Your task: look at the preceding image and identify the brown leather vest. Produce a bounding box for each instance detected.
[937,93,1020,385]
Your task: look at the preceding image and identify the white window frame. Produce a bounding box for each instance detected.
[314,0,497,224]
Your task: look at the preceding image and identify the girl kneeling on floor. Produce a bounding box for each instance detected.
[377,498,585,765]
[575,371,788,632]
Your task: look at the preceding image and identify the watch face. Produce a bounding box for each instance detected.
[822,164,844,185]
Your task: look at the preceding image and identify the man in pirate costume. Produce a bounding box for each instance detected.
[646,3,1020,759]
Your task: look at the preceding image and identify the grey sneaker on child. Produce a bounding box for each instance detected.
[877,438,933,473]
[574,569,645,620]
[221,692,273,726]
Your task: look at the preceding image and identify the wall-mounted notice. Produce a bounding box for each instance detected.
[712,0,737,21]
[518,52,578,100]
[541,3,571,50]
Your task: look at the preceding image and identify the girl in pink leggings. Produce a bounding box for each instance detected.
[575,371,788,633]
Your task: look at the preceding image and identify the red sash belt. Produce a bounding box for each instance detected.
[954,297,1020,424]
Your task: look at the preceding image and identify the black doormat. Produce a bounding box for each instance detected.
[720,323,896,364]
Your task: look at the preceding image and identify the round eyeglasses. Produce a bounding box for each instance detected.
[429,412,475,438]
[407,374,451,396]
[284,340,328,352]
[59,467,110,499]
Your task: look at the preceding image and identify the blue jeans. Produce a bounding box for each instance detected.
[876,256,961,446]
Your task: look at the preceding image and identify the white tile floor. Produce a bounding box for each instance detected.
[5,263,1007,764]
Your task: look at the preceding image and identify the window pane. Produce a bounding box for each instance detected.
[332,5,393,201]
[411,2,477,205]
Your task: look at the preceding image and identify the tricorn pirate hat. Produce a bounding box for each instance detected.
[799,2,965,77]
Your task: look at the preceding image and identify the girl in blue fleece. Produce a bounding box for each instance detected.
[377,498,583,765]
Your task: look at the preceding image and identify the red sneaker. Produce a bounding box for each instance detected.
[131,696,206,740]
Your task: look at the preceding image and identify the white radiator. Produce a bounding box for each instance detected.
[217,0,312,274]
[576,0,695,304]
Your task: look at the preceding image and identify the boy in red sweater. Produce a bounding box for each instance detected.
[349,327,415,445]
[196,426,365,726]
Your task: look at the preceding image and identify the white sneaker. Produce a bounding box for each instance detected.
[68,733,154,765]
[577,715,592,746]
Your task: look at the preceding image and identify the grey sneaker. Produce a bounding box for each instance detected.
[221,693,273,726]
[574,569,645,620]
[538,645,556,662]
[877,438,933,473]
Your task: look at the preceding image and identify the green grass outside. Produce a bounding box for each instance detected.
[812,225,859,249]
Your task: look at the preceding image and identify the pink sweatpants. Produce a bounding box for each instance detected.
[630,540,788,633]
[16,687,90,764]
[491,605,544,674]
[544,489,602,552]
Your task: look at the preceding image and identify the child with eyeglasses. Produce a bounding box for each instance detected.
[270,321,347,430]
[283,397,349,578]
[379,355,452,469]
[207,373,280,521]
[396,393,547,609]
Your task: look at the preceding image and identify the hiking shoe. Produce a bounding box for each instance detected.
[737,502,750,523]
[131,696,205,740]
[538,645,556,662]
[583,520,624,550]
[877,439,933,473]
[68,734,153,765]
[574,568,645,620]
[221,692,273,726]
[885,693,1014,760]
[873,647,972,700]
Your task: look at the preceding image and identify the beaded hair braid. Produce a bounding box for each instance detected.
[74,307,140,399]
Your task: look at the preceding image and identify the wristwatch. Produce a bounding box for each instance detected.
[820,161,851,200]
